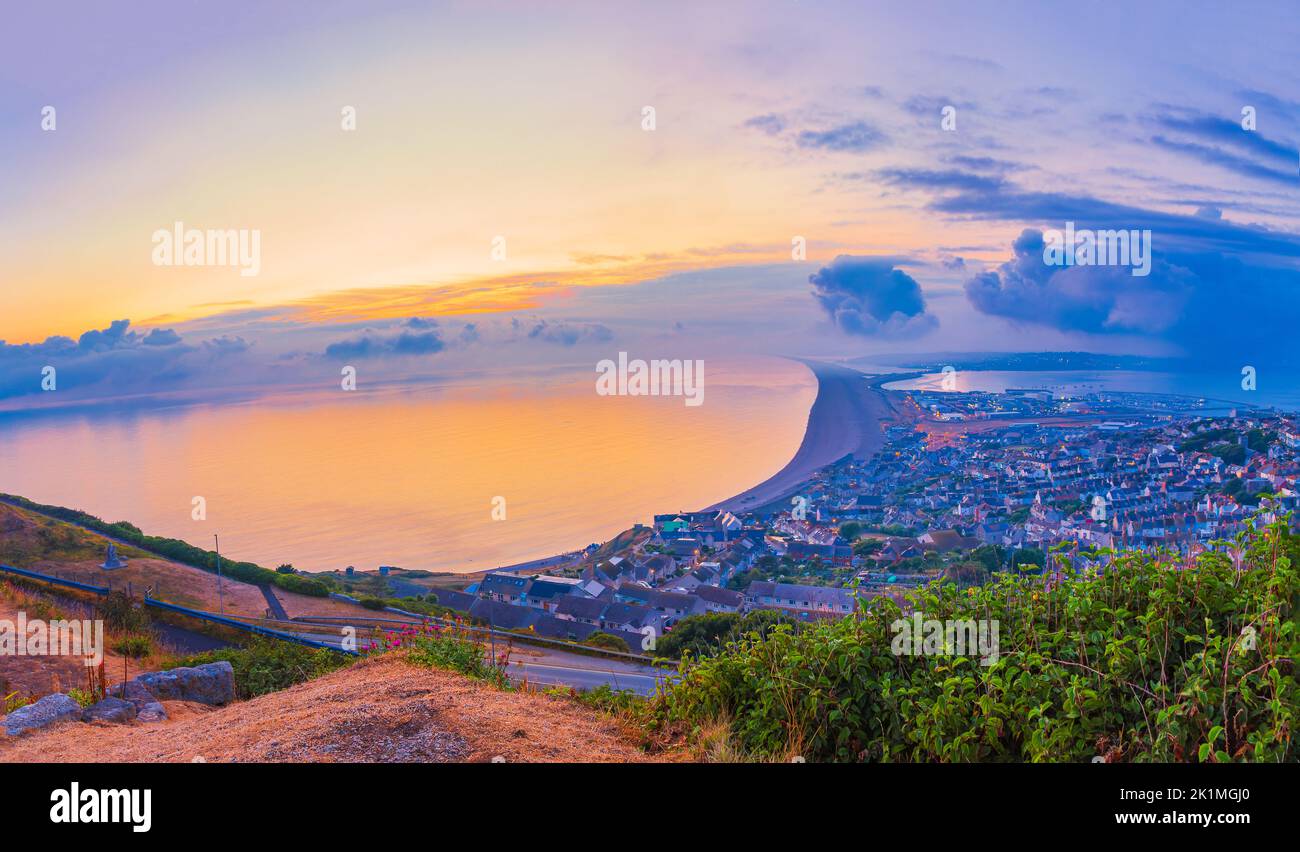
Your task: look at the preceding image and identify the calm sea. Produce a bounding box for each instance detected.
[0,358,815,574]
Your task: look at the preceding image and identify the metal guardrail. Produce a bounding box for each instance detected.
[0,563,673,667]
[140,597,358,655]
[0,563,111,595]
[0,563,354,655]
[1,563,676,693]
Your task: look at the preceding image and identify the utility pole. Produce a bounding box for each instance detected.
[214,533,225,615]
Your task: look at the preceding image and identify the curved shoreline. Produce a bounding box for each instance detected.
[706,360,894,513]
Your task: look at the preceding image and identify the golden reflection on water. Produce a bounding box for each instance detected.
[0,358,815,573]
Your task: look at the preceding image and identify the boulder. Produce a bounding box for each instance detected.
[82,697,137,724]
[109,679,156,710]
[133,661,234,706]
[3,693,83,736]
[136,702,168,723]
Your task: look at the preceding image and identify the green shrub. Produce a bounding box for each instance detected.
[405,626,510,689]
[568,683,643,714]
[583,631,631,653]
[272,572,330,597]
[656,517,1299,763]
[657,610,794,660]
[171,640,350,700]
[111,634,153,659]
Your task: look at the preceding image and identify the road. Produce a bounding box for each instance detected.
[285,624,674,694]
[504,646,674,695]
[154,621,232,654]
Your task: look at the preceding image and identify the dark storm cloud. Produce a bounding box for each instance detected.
[964,228,1300,363]
[809,256,938,339]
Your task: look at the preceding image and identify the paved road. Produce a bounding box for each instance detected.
[283,626,674,694]
[506,659,668,695]
[504,646,673,695]
[154,622,232,654]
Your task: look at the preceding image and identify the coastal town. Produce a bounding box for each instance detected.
[411,380,1300,652]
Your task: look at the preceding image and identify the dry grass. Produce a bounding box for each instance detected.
[0,580,164,701]
[682,714,801,763]
[0,653,676,763]
[0,503,149,566]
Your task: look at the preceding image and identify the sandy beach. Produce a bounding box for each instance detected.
[708,361,894,513]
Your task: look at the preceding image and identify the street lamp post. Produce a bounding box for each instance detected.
[214,533,224,615]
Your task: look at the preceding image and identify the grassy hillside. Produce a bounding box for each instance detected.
[0,495,332,597]
[0,502,151,567]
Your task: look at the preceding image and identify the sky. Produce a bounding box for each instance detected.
[2,0,1298,407]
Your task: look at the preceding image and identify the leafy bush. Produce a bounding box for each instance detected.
[655,518,1299,763]
[583,631,631,653]
[171,640,350,700]
[853,538,884,557]
[271,572,330,597]
[657,610,794,660]
[111,634,153,659]
[67,687,97,708]
[550,683,643,714]
[393,622,510,689]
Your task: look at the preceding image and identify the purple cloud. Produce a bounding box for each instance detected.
[810,256,938,339]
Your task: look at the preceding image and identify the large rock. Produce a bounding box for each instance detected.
[82,697,137,724]
[132,661,235,705]
[108,679,156,710]
[3,693,83,736]
[136,702,167,723]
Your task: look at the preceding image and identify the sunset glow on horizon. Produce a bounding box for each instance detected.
[2,0,1298,395]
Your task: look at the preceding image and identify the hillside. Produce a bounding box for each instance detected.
[0,500,363,620]
[0,581,155,698]
[0,654,663,763]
